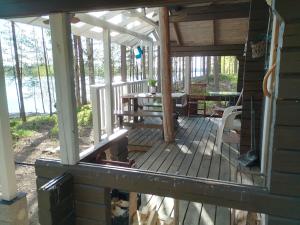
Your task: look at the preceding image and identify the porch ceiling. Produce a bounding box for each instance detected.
[9,8,159,47]
[8,1,250,48]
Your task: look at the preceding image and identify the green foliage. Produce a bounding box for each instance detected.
[9,105,93,141]
[50,116,59,138]
[148,79,157,87]
[10,115,56,140]
[77,104,93,127]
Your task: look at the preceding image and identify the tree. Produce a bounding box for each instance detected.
[214,56,221,92]
[33,28,45,114]
[78,36,87,105]
[73,35,81,107]
[11,21,26,122]
[86,38,95,85]
[41,28,53,115]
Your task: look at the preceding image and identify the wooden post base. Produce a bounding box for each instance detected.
[0,193,29,225]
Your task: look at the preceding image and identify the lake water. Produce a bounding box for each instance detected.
[5,76,104,115]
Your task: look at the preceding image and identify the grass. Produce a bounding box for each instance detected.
[10,104,93,141]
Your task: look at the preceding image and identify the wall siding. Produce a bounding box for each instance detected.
[268,0,300,224]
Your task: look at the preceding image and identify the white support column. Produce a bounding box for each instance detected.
[149,42,154,79]
[90,86,101,144]
[184,56,191,94]
[0,39,17,201]
[50,13,79,165]
[103,28,113,135]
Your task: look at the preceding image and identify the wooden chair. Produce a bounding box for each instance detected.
[188,83,207,116]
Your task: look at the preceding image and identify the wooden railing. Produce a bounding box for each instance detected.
[90,80,148,142]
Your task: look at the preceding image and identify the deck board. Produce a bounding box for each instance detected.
[127,116,264,225]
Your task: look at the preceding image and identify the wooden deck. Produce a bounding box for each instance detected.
[127,116,264,225]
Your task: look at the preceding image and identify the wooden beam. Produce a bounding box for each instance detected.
[35,159,300,220]
[170,44,245,57]
[212,20,216,45]
[76,14,153,44]
[148,42,154,79]
[172,22,183,46]
[169,2,250,23]
[49,13,79,165]
[0,0,212,18]
[124,10,159,30]
[160,7,174,143]
[0,39,17,201]
[121,45,127,82]
[103,29,113,135]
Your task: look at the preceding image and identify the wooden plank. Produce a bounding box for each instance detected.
[278,75,300,99]
[282,22,300,47]
[199,121,222,225]
[157,118,207,220]
[172,22,182,46]
[270,172,300,197]
[171,45,244,57]
[169,3,250,22]
[215,143,231,225]
[76,217,106,225]
[75,201,108,222]
[77,14,153,43]
[156,118,200,173]
[143,117,201,218]
[141,117,194,172]
[273,126,300,151]
[167,118,205,175]
[129,192,138,224]
[160,7,174,142]
[274,0,300,22]
[183,119,215,225]
[279,50,300,73]
[268,216,300,225]
[149,43,154,79]
[272,150,300,174]
[276,100,300,126]
[0,39,17,201]
[74,184,107,204]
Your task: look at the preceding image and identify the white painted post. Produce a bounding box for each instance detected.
[90,86,101,144]
[0,39,17,201]
[149,42,154,79]
[103,28,113,135]
[184,57,191,94]
[49,13,79,165]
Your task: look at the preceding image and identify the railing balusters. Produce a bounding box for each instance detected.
[90,80,147,138]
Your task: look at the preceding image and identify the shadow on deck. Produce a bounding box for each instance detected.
[127,116,265,225]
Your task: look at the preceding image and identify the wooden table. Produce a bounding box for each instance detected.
[189,91,241,116]
[206,91,240,102]
[190,91,240,104]
[122,92,187,111]
[121,92,187,121]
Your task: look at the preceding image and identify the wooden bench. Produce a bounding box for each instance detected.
[114,110,178,131]
[141,102,187,116]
